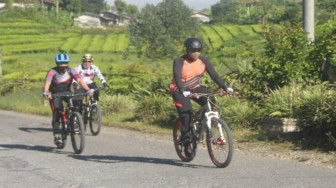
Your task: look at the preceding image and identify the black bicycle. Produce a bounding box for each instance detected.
[82,87,103,135]
[173,91,234,168]
[53,92,85,154]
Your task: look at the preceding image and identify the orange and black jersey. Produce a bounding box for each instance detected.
[170,55,228,93]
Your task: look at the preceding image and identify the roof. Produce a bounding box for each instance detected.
[192,11,210,17]
[78,12,111,22]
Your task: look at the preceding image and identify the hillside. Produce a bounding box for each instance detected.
[0,21,267,85]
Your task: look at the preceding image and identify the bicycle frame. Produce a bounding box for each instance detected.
[83,87,104,107]
[82,87,104,135]
[191,93,223,142]
[51,92,86,154]
[54,93,79,127]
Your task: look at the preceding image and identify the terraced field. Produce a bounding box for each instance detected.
[0,22,265,55]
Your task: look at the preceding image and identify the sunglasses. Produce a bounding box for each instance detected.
[84,61,92,63]
[189,48,202,53]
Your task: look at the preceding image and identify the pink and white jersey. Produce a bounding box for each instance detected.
[45,67,81,93]
[74,64,106,85]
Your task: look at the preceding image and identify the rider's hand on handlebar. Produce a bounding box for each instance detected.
[43,91,52,99]
[86,89,94,96]
[103,83,109,90]
[227,87,233,93]
[182,91,191,97]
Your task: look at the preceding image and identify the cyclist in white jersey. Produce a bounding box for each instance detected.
[73,54,109,114]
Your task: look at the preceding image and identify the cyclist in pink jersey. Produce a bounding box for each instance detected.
[43,53,93,145]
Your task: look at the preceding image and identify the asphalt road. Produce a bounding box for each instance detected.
[1,109,336,188]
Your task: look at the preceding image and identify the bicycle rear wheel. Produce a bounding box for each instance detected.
[173,120,196,162]
[89,104,102,136]
[206,118,233,168]
[69,112,85,154]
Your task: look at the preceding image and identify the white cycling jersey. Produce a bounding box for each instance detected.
[73,64,107,86]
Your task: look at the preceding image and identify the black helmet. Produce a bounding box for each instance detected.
[184,38,202,50]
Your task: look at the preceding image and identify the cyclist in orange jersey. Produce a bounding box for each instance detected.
[169,38,233,142]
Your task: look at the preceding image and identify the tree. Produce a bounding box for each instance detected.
[128,0,201,58]
[5,0,13,11]
[211,0,241,24]
[82,0,108,14]
[128,4,166,58]
[115,0,127,24]
[127,4,139,17]
[59,0,81,14]
[211,0,301,24]
[238,23,319,99]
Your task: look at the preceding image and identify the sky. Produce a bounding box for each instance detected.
[105,0,220,10]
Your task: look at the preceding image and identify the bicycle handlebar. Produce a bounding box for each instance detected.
[93,87,105,91]
[52,92,86,98]
[189,91,229,99]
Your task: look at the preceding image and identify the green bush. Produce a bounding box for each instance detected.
[217,95,263,130]
[135,94,176,127]
[263,84,304,117]
[294,84,336,149]
[237,22,319,100]
[99,94,135,115]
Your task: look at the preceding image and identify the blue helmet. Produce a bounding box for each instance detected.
[55,53,70,64]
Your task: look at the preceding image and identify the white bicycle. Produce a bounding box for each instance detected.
[173,91,234,168]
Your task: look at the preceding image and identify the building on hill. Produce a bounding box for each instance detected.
[100,11,131,26]
[100,11,118,25]
[74,11,132,28]
[74,12,111,29]
[192,11,210,23]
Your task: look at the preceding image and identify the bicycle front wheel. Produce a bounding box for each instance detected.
[69,112,85,154]
[206,118,233,168]
[173,120,196,162]
[89,104,102,136]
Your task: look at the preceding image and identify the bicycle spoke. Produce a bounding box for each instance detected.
[89,104,102,136]
[173,120,195,162]
[206,118,233,168]
[70,112,85,154]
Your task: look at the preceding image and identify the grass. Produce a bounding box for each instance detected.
[0,87,171,135]
[0,85,270,138]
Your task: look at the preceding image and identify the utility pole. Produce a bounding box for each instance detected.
[55,0,59,19]
[303,0,314,42]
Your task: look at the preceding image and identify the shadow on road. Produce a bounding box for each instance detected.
[70,154,212,168]
[0,144,72,154]
[0,144,213,168]
[18,127,52,133]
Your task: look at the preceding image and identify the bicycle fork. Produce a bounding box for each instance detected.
[205,111,224,144]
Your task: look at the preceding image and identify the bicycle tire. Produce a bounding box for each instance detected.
[206,117,233,168]
[89,104,102,136]
[69,111,85,154]
[55,118,67,149]
[173,120,196,162]
[83,108,88,132]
